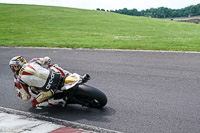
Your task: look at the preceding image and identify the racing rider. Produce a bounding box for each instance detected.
[9,56,69,108]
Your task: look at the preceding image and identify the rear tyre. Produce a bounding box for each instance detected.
[75,85,107,108]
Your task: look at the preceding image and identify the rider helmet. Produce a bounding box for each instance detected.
[9,56,26,75]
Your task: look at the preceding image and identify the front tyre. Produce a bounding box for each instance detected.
[75,85,107,108]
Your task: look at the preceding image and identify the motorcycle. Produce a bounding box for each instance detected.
[29,65,107,109]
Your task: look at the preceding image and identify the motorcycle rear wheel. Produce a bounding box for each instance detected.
[74,85,107,108]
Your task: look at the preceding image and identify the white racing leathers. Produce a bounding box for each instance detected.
[19,62,49,88]
[16,57,66,108]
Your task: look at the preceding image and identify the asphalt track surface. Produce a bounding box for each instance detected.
[1,47,200,133]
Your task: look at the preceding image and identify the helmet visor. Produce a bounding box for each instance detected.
[17,57,26,64]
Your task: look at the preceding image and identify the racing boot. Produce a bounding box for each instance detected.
[48,97,67,107]
[35,97,67,109]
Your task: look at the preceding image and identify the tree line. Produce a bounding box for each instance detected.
[96,4,200,18]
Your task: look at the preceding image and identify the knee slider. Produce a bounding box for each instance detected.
[36,90,53,103]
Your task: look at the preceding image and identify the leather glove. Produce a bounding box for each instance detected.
[44,56,51,65]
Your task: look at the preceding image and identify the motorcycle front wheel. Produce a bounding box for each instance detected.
[74,85,107,108]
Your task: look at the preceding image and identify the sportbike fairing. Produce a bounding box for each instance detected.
[61,73,81,90]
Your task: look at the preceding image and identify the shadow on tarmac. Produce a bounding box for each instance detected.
[28,104,116,123]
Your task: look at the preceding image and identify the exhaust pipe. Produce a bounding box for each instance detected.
[82,74,91,83]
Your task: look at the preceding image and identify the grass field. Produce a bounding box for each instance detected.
[0,3,200,51]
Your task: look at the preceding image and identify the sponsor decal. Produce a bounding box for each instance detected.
[46,71,55,90]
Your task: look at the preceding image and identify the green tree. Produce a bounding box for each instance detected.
[109,3,200,18]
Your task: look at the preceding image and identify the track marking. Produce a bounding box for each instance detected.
[1,46,200,54]
[0,106,122,133]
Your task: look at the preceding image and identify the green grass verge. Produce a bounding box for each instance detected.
[0,3,200,51]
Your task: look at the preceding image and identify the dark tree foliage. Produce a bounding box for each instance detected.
[97,4,200,18]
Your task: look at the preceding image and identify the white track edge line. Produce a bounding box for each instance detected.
[0,106,123,133]
[1,46,200,54]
